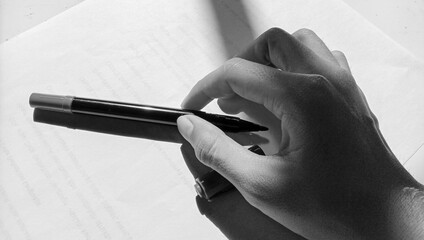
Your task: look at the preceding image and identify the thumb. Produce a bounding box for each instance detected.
[177,115,258,186]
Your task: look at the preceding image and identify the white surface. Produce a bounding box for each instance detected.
[0,0,85,42]
[0,0,423,239]
[1,0,424,62]
[343,0,424,61]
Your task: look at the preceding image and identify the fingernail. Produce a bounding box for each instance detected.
[181,96,189,108]
[177,116,194,140]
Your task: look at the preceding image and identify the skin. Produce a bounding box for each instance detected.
[176,28,424,239]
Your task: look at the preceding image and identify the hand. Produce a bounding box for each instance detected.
[180,143,305,240]
[177,28,424,239]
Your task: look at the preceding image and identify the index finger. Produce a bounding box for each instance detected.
[181,58,306,119]
[237,28,339,78]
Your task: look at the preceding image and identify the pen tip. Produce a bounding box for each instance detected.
[258,126,268,131]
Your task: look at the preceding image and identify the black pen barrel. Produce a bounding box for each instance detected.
[71,97,260,132]
[71,97,191,126]
[29,93,267,132]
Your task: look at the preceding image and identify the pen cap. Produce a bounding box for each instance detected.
[195,170,233,200]
[29,93,73,113]
[248,144,265,155]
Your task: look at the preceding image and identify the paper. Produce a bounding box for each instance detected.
[0,0,423,239]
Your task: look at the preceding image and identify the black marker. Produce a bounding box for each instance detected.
[29,93,268,132]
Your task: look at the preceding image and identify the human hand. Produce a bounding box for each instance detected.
[180,142,305,240]
[177,28,424,239]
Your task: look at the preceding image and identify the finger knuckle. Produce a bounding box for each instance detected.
[292,28,316,41]
[332,50,345,57]
[362,114,376,127]
[266,27,286,37]
[334,70,357,89]
[300,75,334,104]
[262,28,294,71]
[360,110,379,129]
[222,58,243,77]
[371,112,379,127]
[308,74,330,89]
[264,27,291,44]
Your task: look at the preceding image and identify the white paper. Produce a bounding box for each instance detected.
[1,0,423,239]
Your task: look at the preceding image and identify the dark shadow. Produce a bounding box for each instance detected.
[33,108,268,146]
[208,0,255,58]
[180,143,306,240]
[195,194,306,240]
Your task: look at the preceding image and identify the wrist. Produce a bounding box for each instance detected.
[371,149,424,239]
[387,183,424,240]
[343,140,423,239]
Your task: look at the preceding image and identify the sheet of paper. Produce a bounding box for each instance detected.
[1,0,423,239]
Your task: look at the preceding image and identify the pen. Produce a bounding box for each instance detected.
[29,93,268,132]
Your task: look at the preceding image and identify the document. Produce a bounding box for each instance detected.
[0,0,423,239]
